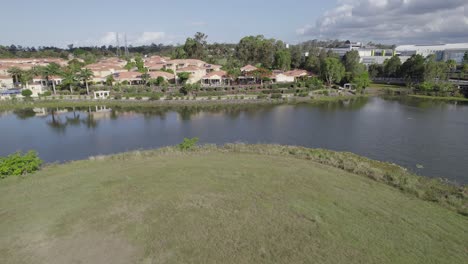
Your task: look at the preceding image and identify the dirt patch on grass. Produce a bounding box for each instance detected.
[24,232,138,264]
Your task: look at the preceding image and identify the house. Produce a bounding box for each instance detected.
[176,66,207,84]
[272,69,309,83]
[201,71,231,86]
[164,59,206,72]
[240,65,257,73]
[149,71,175,82]
[112,71,143,85]
[0,75,13,88]
[203,64,222,73]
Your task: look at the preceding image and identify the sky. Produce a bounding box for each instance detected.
[0,0,467,47]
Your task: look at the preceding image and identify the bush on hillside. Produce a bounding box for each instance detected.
[0,151,43,178]
[178,137,199,151]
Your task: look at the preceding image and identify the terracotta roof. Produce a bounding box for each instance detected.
[241,65,257,72]
[167,59,206,65]
[0,74,11,79]
[202,70,228,79]
[177,66,204,72]
[114,71,141,80]
[284,69,309,77]
[149,71,175,79]
[204,64,222,69]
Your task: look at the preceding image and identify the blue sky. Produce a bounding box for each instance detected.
[1,0,467,47]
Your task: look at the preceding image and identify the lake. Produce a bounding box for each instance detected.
[1,97,467,184]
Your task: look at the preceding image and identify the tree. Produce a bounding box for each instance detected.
[7,67,23,85]
[78,68,94,95]
[183,32,207,59]
[368,64,384,78]
[141,72,150,85]
[289,45,303,69]
[60,68,78,93]
[400,54,425,82]
[446,59,457,73]
[134,56,145,73]
[177,72,191,84]
[383,56,401,77]
[342,50,365,82]
[106,75,115,86]
[21,89,32,98]
[353,72,371,92]
[463,52,468,65]
[274,49,291,71]
[236,35,278,68]
[321,57,345,86]
[41,63,61,94]
[423,55,448,82]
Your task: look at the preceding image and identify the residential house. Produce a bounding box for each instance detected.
[0,75,13,88]
[149,71,175,82]
[201,71,232,86]
[272,69,309,83]
[240,65,258,73]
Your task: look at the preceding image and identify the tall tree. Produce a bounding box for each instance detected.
[321,57,345,86]
[383,56,401,77]
[41,63,61,94]
[183,32,208,59]
[274,49,291,71]
[7,67,23,85]
[78,68,94,95]
[60,68,78,93]
[400,54,425,81]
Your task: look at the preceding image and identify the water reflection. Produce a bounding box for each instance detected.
[1,97,467,183]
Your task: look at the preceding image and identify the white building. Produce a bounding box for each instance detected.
[395,43,468,64]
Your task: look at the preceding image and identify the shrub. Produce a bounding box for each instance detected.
[21,89,33,98]
[135,96,142,100]
[257,94,267,99]
[114,94,122,100]
[41,91,52,97]
[178,137,199,151]
[0,151,42,178]
[149,94,161,101]
[271,93,282,99]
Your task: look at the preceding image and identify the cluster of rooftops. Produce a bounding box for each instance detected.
[0,56,312,87]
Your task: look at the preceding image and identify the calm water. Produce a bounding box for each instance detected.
[1,97,467,184]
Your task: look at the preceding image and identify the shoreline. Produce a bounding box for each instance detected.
[0,95,367,111]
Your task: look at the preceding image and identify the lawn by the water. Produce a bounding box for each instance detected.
[0,149,466,263]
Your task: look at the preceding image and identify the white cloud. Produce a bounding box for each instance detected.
[94,32,169,46]
[132,32,166,45]
[297,0,468,44]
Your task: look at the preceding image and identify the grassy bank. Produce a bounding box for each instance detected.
[0,95,366,111]
[1,144,466,263]
[409,94,468,102]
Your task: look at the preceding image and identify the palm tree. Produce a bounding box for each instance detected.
[41,63,61,94]
[19,70,34,89]
[60,68,78,94]
[78,68,94,95]
[7,67,23,87]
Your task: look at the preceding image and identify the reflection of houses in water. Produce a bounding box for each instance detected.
[33,108,47,117]
[88,106,112,120]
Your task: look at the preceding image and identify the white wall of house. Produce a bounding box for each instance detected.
[275,74,295,83]
[0,78,13,88]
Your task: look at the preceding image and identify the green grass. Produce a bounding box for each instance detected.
[409,94,468,102]
[368,82,407,89]
[0,144,466,263]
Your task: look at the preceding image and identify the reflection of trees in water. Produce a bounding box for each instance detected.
[46,107,100,133]
[312,97,369,111]
[47,110,67,133]
[13,109,36,119]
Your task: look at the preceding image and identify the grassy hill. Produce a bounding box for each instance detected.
[0,145,466,263]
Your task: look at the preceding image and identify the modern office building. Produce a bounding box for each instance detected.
[395,43,468,64]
